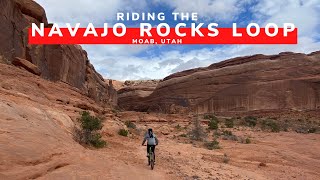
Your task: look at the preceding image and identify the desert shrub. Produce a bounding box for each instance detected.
[237,136,251,144]
[262,119,280,132]
[244,116,258,127]
[79,111,103,131]
[204,114,216,120]
[175,124,183,130]
[179,133,188,137]
[118,129,129,136]
[221,130,238,141]
[189,117,207,141]
[222,130,233,136]
[89,133,107,148]
[204,139,221,150]
[223,153,230,163]
[280,121,290,132]
[245,137,251,144]
[225,118,234,128]
[125,121,136,129]
[208,118,219,130]
[74,111,106,148]
[308,127,317,133]
[295,126,319,134]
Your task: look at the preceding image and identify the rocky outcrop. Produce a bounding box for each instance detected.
[118,51,320,114]
[0,0,117,105]
[0,62,115,179]
[12,57,41,75]
[118,80,160,110]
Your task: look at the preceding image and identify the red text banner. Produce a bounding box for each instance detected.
[29,28,298,45]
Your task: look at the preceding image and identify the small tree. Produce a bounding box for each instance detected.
[74,111,106,148]
[189,117,207,141]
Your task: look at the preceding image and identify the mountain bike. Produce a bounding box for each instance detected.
[144,145,155,170]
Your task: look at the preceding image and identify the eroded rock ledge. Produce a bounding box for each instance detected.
[118,51,320,114]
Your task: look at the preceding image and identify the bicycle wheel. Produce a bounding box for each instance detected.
[150,152,154,170]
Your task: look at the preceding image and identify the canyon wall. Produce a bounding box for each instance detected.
[0,0,117,105]
[118,52,320,114]
[118,80,160,110]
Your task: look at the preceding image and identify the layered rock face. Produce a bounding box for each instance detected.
[118,51,320,114]
[118,80,160,110]
[0,0,117,105]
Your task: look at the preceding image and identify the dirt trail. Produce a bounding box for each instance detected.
[95,121,320,180]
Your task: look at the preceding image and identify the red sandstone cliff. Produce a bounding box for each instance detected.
[117,80,160,110]
[118,51,320,114]
[0,0,117,105]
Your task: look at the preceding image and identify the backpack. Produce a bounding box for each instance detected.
[147,132,156,145]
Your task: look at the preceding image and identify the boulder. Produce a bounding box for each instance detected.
[13,0,48,25]
[12,57,41,75]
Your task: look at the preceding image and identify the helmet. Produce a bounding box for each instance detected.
[148,128,153,132]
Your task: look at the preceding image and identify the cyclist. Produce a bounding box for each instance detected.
[142,128,159,163]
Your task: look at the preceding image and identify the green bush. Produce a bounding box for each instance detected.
[189,117,207,141]
[175,124,183,130]
[208,119,219,130]
[245,137,251,144]
[222,130,238,141]
[79,111,103,131]
[89,133,107,148]
[225,118,234,128]
[262,119,280,132]
[74,111,106,148]
[308,127,317,133]
[118,129,129,136]
[204,139,221,150]
[125,121,136,129]
[244,116,258,127]
[179,134,188,137]
[204,114,216,120]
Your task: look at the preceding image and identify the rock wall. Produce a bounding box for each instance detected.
[118,51,320,114]
[0,0,117,105]
[118,80,160,110]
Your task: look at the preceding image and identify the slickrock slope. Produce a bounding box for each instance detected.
[118,52,320,114]
[0,0,117,105]
[0,63,179,180]
[118,80,160,110]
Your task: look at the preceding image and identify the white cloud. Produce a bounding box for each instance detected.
[95,35,320,80]
[34,0,320,80]
[159,0,254,21]
[251,0,320,38]
[36,0,149,25]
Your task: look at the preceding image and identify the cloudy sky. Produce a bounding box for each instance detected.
[36,0,320,80]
